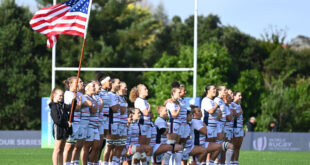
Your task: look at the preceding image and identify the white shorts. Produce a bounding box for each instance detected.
[207,126,217,138]
[183,146,194,160]
[180,123,188,138]
[119,124,128,137]
[102,116,109,130]
[168,122,181,134]
[110,123,119,135]
[141,125,152,138]
[99,122,105,135]
[67,122,79,142]
[78,123,88,139]
[204,142,210,148]
[184,125,191,139]
[152,153,163,164]
[233,128,244,137]
[224,127,233,140]
[86,127,100,141]
[152,143,161,155]
[216,122,224,134]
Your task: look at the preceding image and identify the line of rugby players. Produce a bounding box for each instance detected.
[49,73,244,165]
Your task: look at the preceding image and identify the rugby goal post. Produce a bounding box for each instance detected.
[51,0,198,98]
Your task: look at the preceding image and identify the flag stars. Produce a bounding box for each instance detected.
[67,0,90,14]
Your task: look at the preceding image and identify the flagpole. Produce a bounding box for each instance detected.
[68,0,93,123]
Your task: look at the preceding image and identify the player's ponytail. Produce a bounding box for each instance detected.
[201,85,214,104]
[63,76,77,90]
[129,86,139,103]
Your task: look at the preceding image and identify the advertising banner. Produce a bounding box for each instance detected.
[41,97,54,148]
[242,132,310,152]
[0,131,40,148]
[183,97,201,108]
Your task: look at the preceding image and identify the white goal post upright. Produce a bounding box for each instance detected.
[193,0,198,98]
[51,0,198,98]
[51,0,57,90]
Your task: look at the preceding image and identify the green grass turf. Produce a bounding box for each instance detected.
[0,148,309,165]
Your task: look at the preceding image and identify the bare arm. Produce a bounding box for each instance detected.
[235,106,243,118]
[140,103,151,116]
[120,106,126,115]
[90,99,97,114]
[75,96,82,111]
[83,99,92,107]
[199,124,207,135]
[164,128,169,135]
[99,98,104,112]
[208,102,218,114]
[170,105,181,118]
[111,104,120,113]
[217,110,222,120]
[226,109,233,121]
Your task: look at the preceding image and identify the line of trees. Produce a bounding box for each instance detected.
[0,0,309,131]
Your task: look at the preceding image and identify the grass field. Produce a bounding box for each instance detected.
[0,148,309,165]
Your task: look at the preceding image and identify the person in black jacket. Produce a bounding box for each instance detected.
[49,88,75,165]
[246,117,257,132]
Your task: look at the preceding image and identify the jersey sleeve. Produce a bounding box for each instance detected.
[192,119,203,131]
[155,119,166,129]
[77,92,87,104]
[226,105,231,115]
[236,103,241,113]
[64,91,73,104]
[201,98,213,113]
[110,94,119,107]
[135,98,147,110]
[214,97,220,105]
[166,102,176,112]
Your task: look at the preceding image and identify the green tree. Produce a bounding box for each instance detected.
[144,43,232,115]
[39,0,164,93]
[258,75,310,132]
[233,69,264,120]
[0,0,163,129]
[0,0,50,129]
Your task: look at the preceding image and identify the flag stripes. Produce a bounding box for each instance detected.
[30,0,90,48]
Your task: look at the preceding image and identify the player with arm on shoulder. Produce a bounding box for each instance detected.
[96,72,112,164]
[81,81,100,165]
[154,106,183,165]
[231,91,244,165]
[165,87,184,165]
[191,105,234,165]
[126,108,148,165]
[129,84,152,145]
[200,85,218,164]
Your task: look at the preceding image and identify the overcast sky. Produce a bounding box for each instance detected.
[16,0,310,42]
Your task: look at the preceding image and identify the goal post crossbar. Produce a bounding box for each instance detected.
[51,0,198,98]
[55,67,194,72]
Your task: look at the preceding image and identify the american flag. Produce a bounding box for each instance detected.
[30,0,92,48]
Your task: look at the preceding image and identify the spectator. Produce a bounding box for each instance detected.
[269,121,278,132]
[246,116,257,132]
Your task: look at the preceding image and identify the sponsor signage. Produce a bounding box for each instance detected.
[0,131,41,148]
[242,132,310,152]
[183,97,201,108]
[41,97,54,148]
